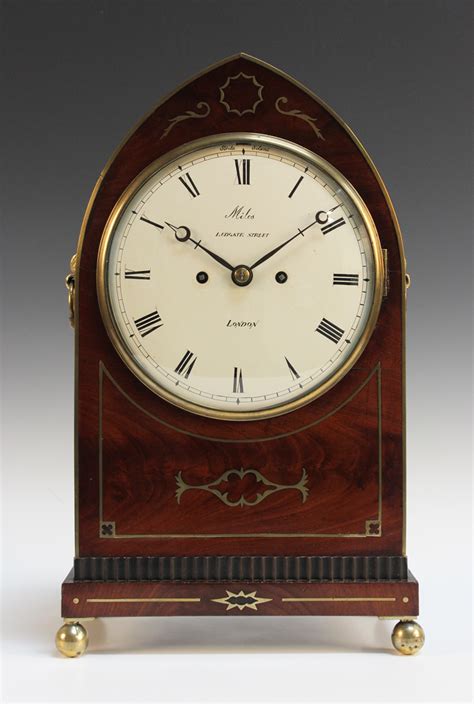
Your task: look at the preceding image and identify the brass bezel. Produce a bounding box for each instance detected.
[97,132,384,421]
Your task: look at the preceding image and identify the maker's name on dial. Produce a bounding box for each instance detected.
[225,205,255,219]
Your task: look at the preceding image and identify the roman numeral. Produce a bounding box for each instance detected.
[321,217,345,235]
[288,175,303,198]
[333,273,359,286]
[316,317,344,344]
[125,268,151,280]
[179,172,200,198]
[233,367,244,393]
[174,350,197,378]
[134,310,163,337]
[139,216,164,230]
[235,159,251,185]
[285,357,300,380]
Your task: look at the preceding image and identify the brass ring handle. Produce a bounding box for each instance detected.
[65,253,77,328]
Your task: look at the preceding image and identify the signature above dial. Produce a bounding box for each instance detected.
[97,134,383,420]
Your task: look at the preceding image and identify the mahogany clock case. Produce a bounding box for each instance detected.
[63,54,418,623]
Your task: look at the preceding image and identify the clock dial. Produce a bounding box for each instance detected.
[98,134,383,419]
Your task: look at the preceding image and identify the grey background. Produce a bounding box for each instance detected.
[1,1,472,702]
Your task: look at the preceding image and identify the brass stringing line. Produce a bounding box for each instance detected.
[281,597,396,602]
[86,598,201,603]
[378,364,383,526]
[100,361,380,444]
[105,532,371,538]
[99,362,103,526]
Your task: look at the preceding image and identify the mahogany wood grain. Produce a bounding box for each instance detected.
[74,55,406,562]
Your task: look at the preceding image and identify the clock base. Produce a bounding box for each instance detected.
[58,568,421,655]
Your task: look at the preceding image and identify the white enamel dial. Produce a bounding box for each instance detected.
[98,134,383,420]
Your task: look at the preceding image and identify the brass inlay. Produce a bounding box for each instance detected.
[275,97,324,140]
[72,598,80,604]
[100,521,115,537]
[175,467,308,508]
[219,73,264,115]
[281,597,397,602]
[160,101,210,140]
[365,519,381,536]
[99,360,381,444]
[383,248,390,297]
[212,590,272,611]
[402,596,410,603]
[86,597,200,603]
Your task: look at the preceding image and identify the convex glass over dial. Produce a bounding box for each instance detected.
[98,134,383,419]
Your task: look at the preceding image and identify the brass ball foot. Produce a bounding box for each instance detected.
[391,620,425,655]
[55,621,89,658]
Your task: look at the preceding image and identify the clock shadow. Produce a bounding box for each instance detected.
[85,615,394,656]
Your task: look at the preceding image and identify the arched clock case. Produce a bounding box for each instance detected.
[56,54,423,657]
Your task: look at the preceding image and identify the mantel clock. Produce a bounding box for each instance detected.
[56,55,424,657]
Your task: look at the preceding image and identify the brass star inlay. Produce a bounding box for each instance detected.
[211,590,272,611]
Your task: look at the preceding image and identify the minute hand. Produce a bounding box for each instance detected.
[191,238,235,271]
[250,219,318,270]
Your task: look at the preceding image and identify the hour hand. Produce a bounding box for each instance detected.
[165,222,191,242]
[166,222,235,272]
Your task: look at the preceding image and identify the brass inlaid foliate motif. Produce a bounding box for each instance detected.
[160,101,211,140]
[275,96,325,140]
[212,590,272,611]
[175,467,309,508]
